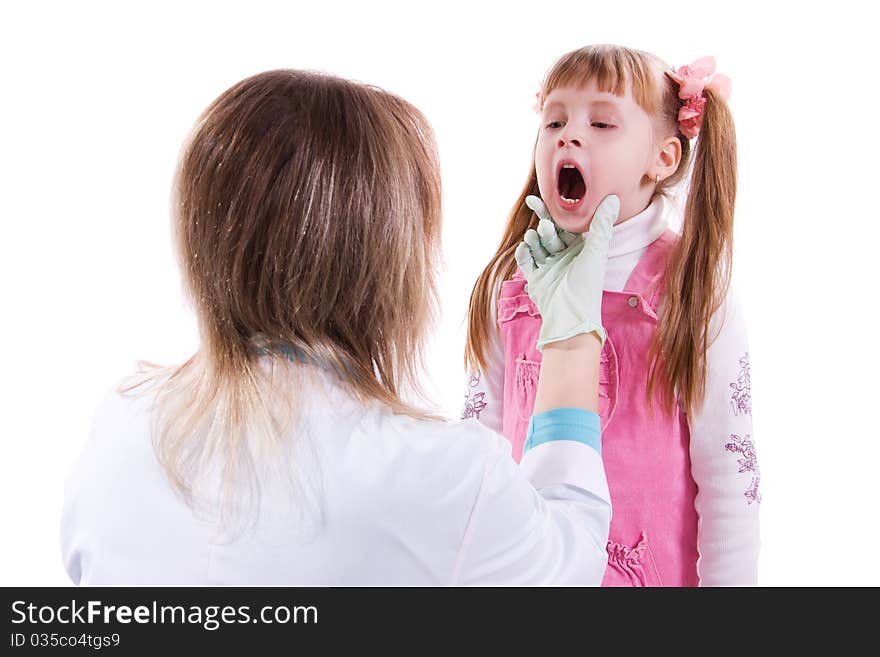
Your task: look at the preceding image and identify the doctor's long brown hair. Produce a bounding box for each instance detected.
[124,70,442,525]
[464,45,737,414]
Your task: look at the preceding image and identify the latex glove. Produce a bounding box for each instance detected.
[514,194,619,350]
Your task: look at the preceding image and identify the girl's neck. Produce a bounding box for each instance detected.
[608,195,668,258]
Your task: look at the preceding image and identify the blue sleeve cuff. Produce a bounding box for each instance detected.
[523,407,602,456]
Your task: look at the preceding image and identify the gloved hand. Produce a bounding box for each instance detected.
[514,194,619,350]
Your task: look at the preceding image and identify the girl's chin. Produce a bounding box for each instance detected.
[554,218,589,234]
[551,202,597,233]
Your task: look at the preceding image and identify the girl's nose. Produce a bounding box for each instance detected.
[557,132,582,148]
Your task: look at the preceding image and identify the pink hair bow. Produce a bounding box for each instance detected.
[667,56,731,139]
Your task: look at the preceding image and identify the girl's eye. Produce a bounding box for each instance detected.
[592,122,614,129]
[546,120,564,129]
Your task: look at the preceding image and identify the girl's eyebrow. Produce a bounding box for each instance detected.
[587,99,623,111]
[543,98,623,112]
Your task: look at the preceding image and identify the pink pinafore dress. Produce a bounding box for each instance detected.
[497,230,699,586]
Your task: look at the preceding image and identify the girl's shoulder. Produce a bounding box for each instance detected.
[707,281,749,347]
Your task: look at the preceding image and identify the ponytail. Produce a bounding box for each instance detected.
[648,85,737,414]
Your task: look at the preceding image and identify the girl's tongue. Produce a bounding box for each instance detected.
[557,165,587,209]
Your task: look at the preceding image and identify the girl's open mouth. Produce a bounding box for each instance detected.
[556,162,587,211]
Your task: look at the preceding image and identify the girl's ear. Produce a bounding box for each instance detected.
[654,135,682,181]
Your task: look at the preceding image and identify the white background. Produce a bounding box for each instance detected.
[1,0,877,586]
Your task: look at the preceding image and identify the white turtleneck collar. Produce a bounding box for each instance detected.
[604,195,671,291]
[608,194,669,258]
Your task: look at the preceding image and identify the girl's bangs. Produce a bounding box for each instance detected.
[541,46,661,115]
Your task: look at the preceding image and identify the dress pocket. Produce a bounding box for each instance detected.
[497,292,540,324]
[602,531,664,587]
[504,319,619,430]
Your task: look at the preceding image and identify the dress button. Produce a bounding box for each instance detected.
[627,296,639,308]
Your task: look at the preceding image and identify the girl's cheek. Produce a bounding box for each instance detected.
[536,175,551,201]
[587,172,609,203]
[536,166,554,201]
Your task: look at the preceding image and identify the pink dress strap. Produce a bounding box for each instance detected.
[622,229,678,310]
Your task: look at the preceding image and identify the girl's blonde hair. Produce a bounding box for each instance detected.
[124,69,443,527]
[465,44,737,414]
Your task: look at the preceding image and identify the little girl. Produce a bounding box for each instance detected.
[463,45,759,586]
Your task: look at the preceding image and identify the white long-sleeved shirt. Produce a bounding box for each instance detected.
[463,196,760,586]
[61,365,611,586]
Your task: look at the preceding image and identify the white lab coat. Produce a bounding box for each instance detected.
[61,368,611,585]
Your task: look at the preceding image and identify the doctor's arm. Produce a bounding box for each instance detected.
[451,336,609,585]
[450,414,609,585]
[450,195,618,585]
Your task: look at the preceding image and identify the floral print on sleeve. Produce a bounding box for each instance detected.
[461,372,488,420]
[724,434,761,505]
[730,352,751,416]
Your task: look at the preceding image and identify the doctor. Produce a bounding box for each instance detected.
[61,69,618,585]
